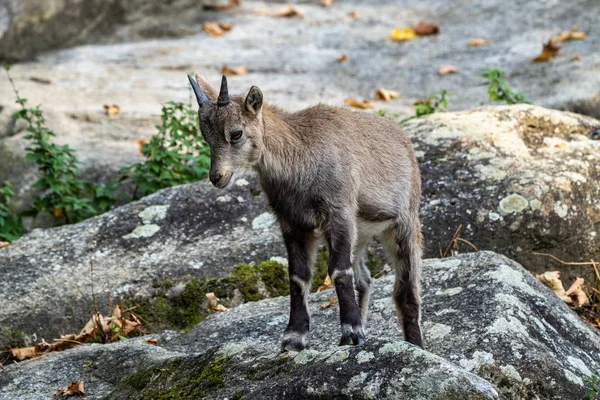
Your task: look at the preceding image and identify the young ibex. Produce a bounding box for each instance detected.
[188,74,423,351]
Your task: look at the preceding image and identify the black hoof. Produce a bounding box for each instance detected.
[339,325,366,346]
[281,333,307,352]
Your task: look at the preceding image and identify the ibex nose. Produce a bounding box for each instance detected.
[209,171,222,185]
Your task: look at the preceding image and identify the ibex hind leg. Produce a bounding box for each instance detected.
[352,242,372,326]
[382,220,424,348]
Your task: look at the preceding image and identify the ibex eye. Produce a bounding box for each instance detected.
[230,130,243,141]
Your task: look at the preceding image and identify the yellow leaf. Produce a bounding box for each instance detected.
[553,25,587,42]
[317,274,334,292]
[336,54,348,63]
[438,65,459,75]
[389,28,417,41]
[348,11,358,19]
[53,208,66,219]
[344,98,374,109]
[221,65,247,76]
[374,88,400,101]
[469,38,489,46]
[203,22,226,36]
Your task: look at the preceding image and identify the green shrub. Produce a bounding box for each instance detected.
[122,101,210,198]
[0,181,23,242]
[480,68,529,105]
[401,89,452,123]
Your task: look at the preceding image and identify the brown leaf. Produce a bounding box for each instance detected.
[103,104,120,116]
[0,241,9,248]
[537,271,567,297]
[374,88,400,101]
[121,314,141,336]
[320,297,338,309]
[469,38,489,47]
[145,339,158,346]
[348,11,358,19]
[571,55,581,62]
[203,22,226,36]
[53,381,84,398]
[532,39,561,62]
[136,139,149,156]
[11,347,36,361]
[438,65,459,75]
[274,5,305,18]
[221,65,247,76]
[219,23,233,31]
[344,98,374,109]
[252,7,273,16]
[206,292,228,312]
[336,54,348,63]
[565,277,589,307]
[553,25,587,42]
[319,0,332,7]
[53,208,66,219]
[203,0,242,11]
[317,274,334,292]
[414,20,439,36]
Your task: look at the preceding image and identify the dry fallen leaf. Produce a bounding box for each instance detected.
[320,297,339,309]
[319,0,332,7]
[317,274,334,292]
[203,0,242,11]
[53,207,66,219]
[469,38,489,47]
[553,25,587,42]
[374,88,400,101]
[565,277,590,307]
[145,339,158,346]
[206,292,228,312]
[121,313,142,336]
[53,381,84,398]
[438,65,459,75]
[571,55,581,62]
[389,28,417,41]
[103,104,120,116]
[274,5,305,18]
[0,241,9,248]
[336,54,348,63]
[344,98,374,109]
[221,65,246,76]
[414,20,439,36]
[11,347,37,361]
[203,22,226,36]
[348,11,358,19]
[532,39,561,62]
[219,22,233,31]
[537,271,568,300]
[252,7,273,16]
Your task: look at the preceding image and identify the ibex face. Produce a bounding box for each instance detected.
[188,75,264,188]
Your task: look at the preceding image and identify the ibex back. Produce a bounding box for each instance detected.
[188,75,423,351]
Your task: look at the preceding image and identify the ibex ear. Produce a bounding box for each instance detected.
[245,86,263,115]
[194,74,219,101]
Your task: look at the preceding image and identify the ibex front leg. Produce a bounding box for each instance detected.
[281,230,317,352]
[328,216,365,346]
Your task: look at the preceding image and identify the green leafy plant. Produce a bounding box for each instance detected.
[0,181,23,242]
[401,89,452,123]
[480,68,529,105]
[585,374,599,400]
[4,65,115,224]
[122,101,210,198]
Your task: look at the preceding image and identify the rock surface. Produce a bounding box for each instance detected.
[1,0,599,214]
[1,252,598,399]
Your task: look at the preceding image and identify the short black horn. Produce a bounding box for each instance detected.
[187,75,209,106]
[217,75,230,107]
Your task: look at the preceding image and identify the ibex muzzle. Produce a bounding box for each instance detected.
[188,74,424,351]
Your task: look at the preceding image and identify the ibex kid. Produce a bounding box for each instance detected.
[188,75,423,351]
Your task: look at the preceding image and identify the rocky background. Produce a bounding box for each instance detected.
[1,0,600,399]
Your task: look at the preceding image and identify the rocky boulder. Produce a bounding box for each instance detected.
[406,105,600,280]
[1,104,599,351]
[1,252,598,399]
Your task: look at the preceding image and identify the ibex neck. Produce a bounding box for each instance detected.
[255,105,304,180]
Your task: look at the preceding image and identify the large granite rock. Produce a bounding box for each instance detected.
[1,105,599,351]
[1,252,598,399]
